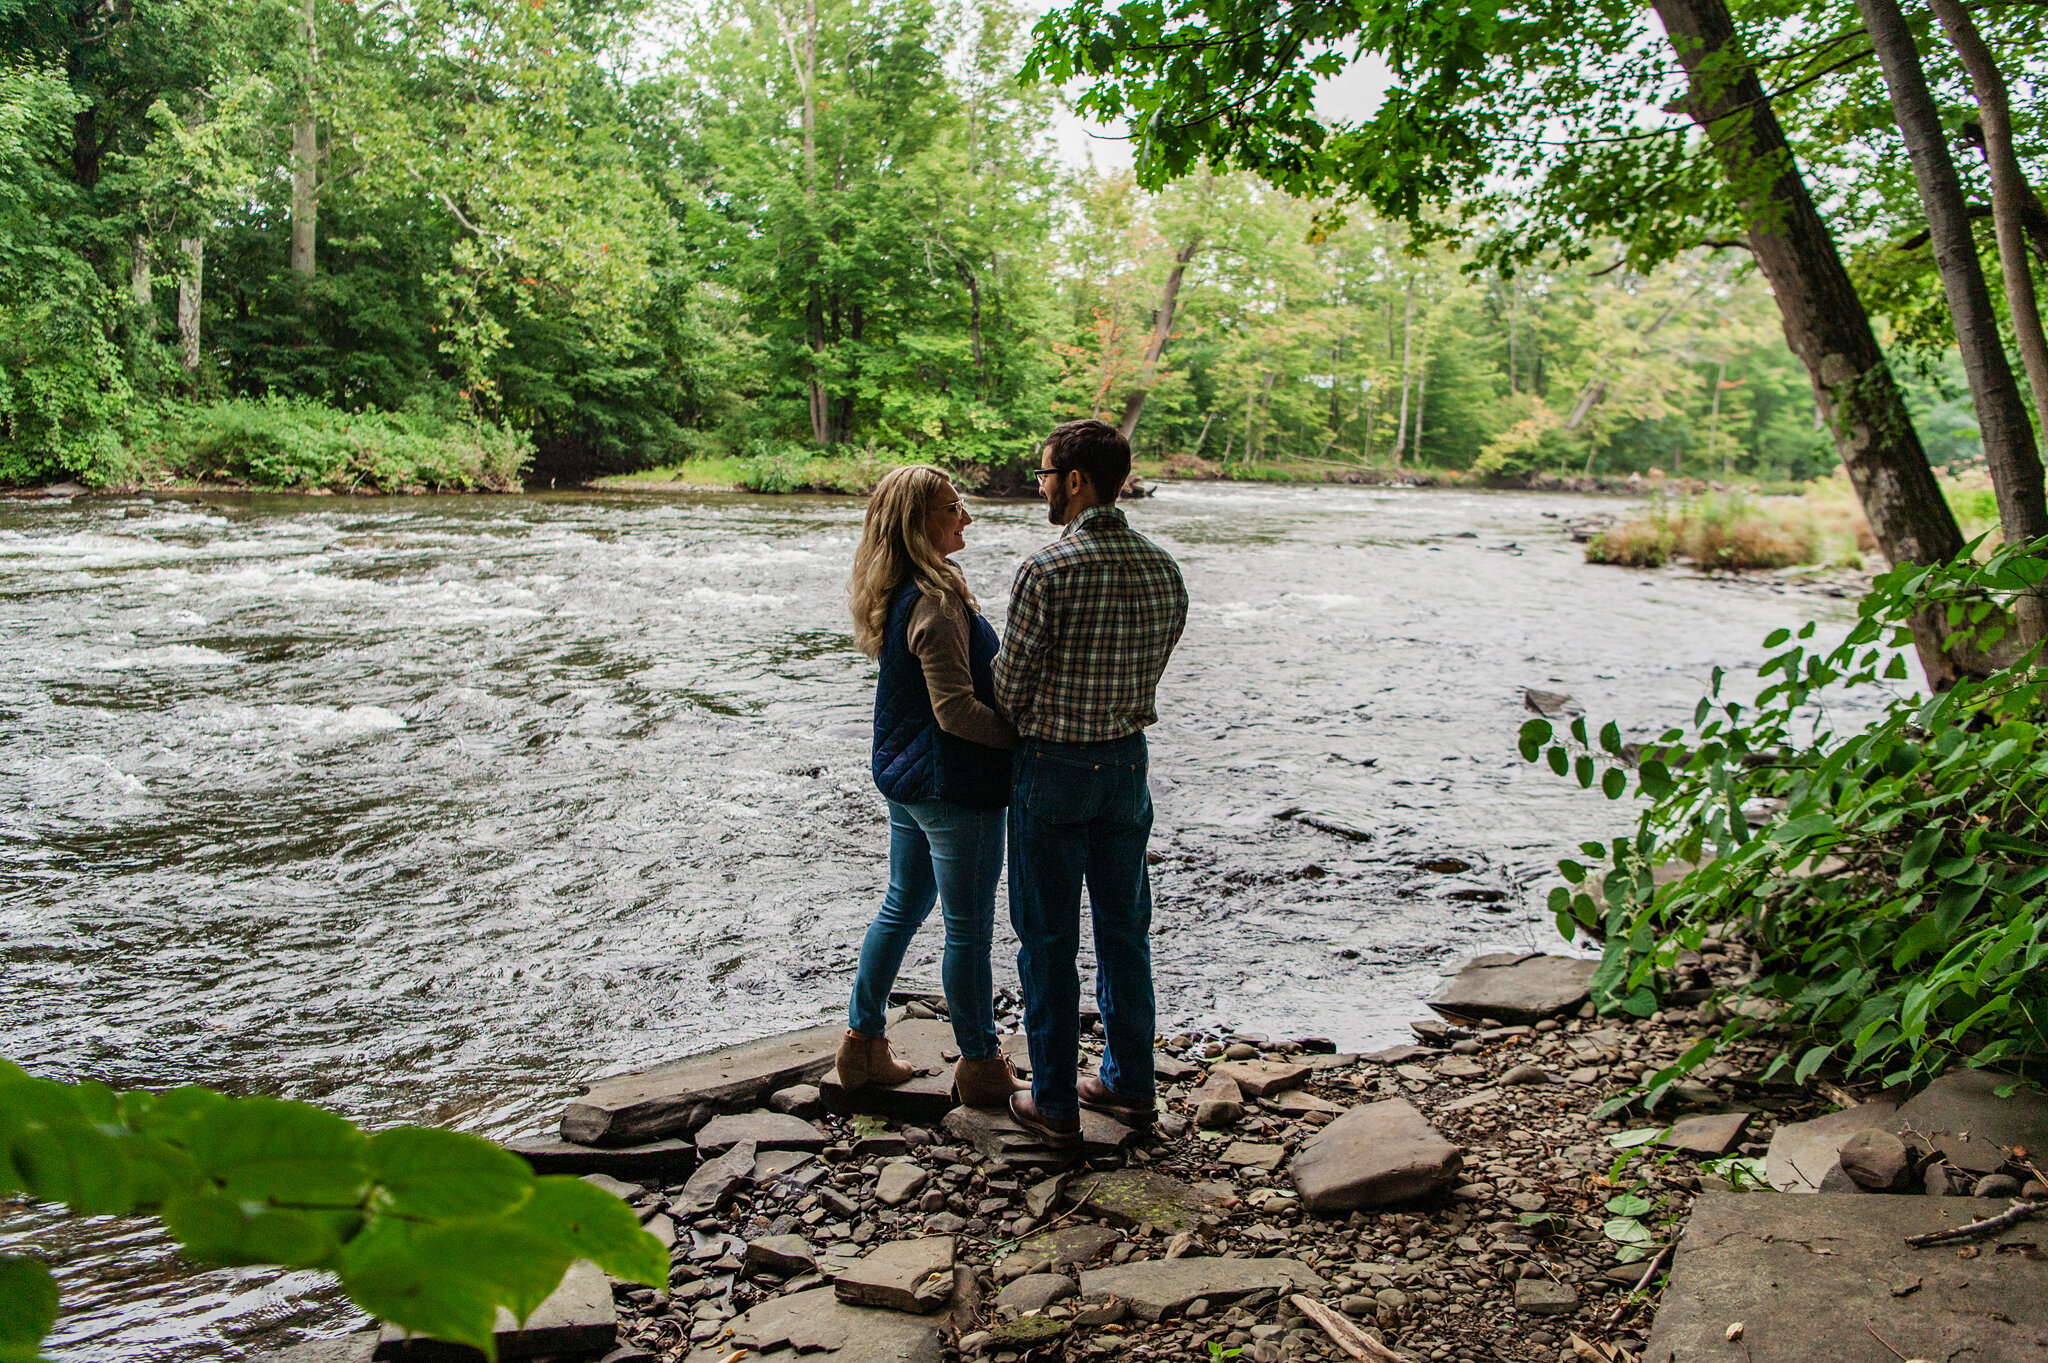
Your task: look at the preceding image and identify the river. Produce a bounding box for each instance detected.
[0,482,1854,1359]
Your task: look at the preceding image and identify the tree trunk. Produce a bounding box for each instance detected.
[177,237,204,373]
[1857,0,2047,577]
[1193,409,1216,457]
[290,0,318,280]
[131,234,153,309]
[1711,361,1727,474]
[1411,342,1428,466]
[1118,234,1202,440]
[1930,0,2048,448]
[1390,277,1415,469]
[1651,0,1969,683]
[800,0,829,445]
[1506,280,1519,395]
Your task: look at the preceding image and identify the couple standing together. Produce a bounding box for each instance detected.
[836,418,1187,1148]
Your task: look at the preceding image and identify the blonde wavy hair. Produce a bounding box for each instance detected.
[848,464,976,659]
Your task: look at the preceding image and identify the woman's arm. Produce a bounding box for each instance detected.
[908,594,1019,750]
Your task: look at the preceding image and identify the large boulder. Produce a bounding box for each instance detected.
[1289,1099,1463,1210]
[1427,953,1596,1025]
[1888,1069,2048,1175]
[1077,1257,1325,1323]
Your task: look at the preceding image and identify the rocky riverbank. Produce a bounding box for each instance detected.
[283,947,2048,1363]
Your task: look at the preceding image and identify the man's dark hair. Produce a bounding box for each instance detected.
[1041,419,1131,503]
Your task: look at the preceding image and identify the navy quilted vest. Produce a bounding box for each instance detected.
[871,581,1011,810]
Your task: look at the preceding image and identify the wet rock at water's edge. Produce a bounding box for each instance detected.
[1428,952,1597,1026]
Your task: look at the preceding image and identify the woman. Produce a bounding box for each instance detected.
[840,464,1024,1108]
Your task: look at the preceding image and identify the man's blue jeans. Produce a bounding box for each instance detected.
[848,797,1004,1061]
[1008,733,1155,1122]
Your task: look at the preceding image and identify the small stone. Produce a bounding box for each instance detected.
[960,1329,994,1354]
[1837,1129,1910,1191]
[1450,1039,1482,1056]
[672,1139,757,1217]
[1077,1256,1325,1323]
[1436,1056,1487,1079]
[1289,1099,1464,1210]
[833,1235,957,1314]
[1271,1089,1346,1115]
[1514,1279,1578,1316]
[1501,1063,1552,1086]
[1220,1142,1287,1171]
[1658,1111,1751,1158]
[876,1163,931,1207]
[1567,1067,1601,1086]
[1210,1059,1311,1098]
[996,1273,1078,1315]
[695,1111,827,1156]
[745,1234,815,1275]
[768,1084,824,1118]
[1922,1158,1952,1196]
[925,1211,967,1233]
[1507,1192,1546,1213]
[1972,1173,2022,1199]
[1374,1288,1408,1311]
[1224,1043,1261,1061]
[1072,1297,1127,1326]
[1339,1294,1373,1317]
[579,1173,644,1201]
[1429,953,1597,1024]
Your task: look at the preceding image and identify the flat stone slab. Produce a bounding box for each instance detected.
[745,1233,815,1276]
[1289,1099,1463,1210]
[1065,1167,1230,1232]
[374,1260,613,1360]
[673,1139,756,1218]
[1644,1193,2048,1363]
[1020,1224,1122,1267]
[1889,1068,2048,1175]
[1272,1090,1346,1115]
[1220,1142,1287,1171]
[833,1235,957,1314]
[708,1286,943,1362]
[563,1023,842,1146]
[1428,953,1596,1025]
[1659,1111,1751,1158]
[942,1102,1134,1165]
[1078,1256,1325,1322]
[1513,1279,1577,1316]
[694,1110,827,1156]
[1209,1059,1310,1097]
[1766,1100,1901,1193]
[504,1135,696,1182]
[819,1019,961,1124]
[996,1272,1078,1315]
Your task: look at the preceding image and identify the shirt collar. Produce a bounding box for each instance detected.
[1061,504,1126,538]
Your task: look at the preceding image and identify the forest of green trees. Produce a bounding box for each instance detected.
[0,0,2028,492]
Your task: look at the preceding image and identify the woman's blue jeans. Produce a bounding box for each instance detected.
[848,797,1004,1061]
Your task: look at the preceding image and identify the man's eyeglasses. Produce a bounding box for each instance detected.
[1034,467,1062,481]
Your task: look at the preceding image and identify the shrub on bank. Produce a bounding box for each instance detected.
[123,398,531,493]
[1587,493,1821,571]
[1528,541,2048,1105]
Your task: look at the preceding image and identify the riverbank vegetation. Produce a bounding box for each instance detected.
[0,0,2006,498]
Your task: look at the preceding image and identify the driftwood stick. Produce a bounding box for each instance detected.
[1291,1293,1410,1362]
[1604,1242,1674,1328]
[1904,1199,2043,1246]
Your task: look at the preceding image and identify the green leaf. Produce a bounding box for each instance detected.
[508,1177,667,1288]
[1793,1045,1832,1086]
[1518,719,1553,762]
[1602,1216,1655,1245]
[1547,745,1569,776]
[1768,814,1837,843]
[0,1078,143,1214]
[1764,628,1790,648]
[1574,753,1595,788]
[0,1255,58,1362]
[1604,1194,1653,1216]
[1602,767,1627,800]
[1638,759,1673,798]
[340,1218,570,1356]
[367,1128,534,1221]
[1558,860,1587,885]
[161,1189,355,1269]
[183,1097,369,1207]
[1606,1127,1667,1150]
[1599,721,1623,755]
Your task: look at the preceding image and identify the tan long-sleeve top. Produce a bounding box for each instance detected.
[906,593,1018,751]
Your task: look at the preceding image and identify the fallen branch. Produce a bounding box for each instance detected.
[1291,1293,1411,1362]
[1605,1242,1675,1327]
[1904,1200,2043,1247]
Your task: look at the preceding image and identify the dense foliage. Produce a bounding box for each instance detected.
[1525,542,2048,1105]
[0,1059,666,1360]
[1,0,1974,491]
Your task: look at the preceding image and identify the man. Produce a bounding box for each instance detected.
[994,418,1188,1146]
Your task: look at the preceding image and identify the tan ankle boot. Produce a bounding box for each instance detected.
[836,1029,914,1090]
[953,1054,1025,1108]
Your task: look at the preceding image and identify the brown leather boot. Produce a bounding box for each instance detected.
[836,1029,914,1091]
[953,1054,1025,1108]
[1007,1090,1082,1149]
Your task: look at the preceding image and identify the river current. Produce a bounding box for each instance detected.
[0,482,1854,1359]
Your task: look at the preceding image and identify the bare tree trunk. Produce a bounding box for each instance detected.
[289,0,318,282]
[131,234,153,309]
[1506,281,1519,395]
[777,0,829,445]
[1652,0,1969,684]
[1118,235,1202,440]
[1856,0,2047,579]
[177,237,204,372]
[1193,409,1216,457]
[1411,342,1428,466]
[1931,0,2048,447]
[1712,360,1727,475]
[1390,277,1415,469]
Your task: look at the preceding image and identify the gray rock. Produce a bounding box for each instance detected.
[833,1236,957,1314]
[1973,1173,2022,1198]
[1195,1098,1245,1129]
[644,1213,676,1249]
[1064,1167,1231,1231]
[719,1286,943,1362]
[1023,1173,1066,1219]
[1923,1158,1954,1196]
[1271,1089,1346,1114]
[1288,1099,1463,1210]
[1513,1279,1578,1316]
[1764,1100,1900,1193]
[374,1260,613,1360]
[1427,953,1597,1025]
[503,1135,697,1181]
[768,1084,824,1118]
[745,1234,815,1275]
[752,1148,816,1182]
[1362,1045,1437,1065]
[1019,1224,1122,1267]
[1436,1056,1487,1079]
[942,1102,1132,1165]
[875,1163,931,1207]
[1209,1059,1309,1098]
[817,1019,960,1124]
[996,1273,1077,1315]
[1078,1256,1325,1322]
[1644,1193,2048,1363]
[1889,1069,2048,1175]
[562,1023,843,1146]
[1659,1111,1752,1158]
[266,1334,378,1363]
[1837,1129,1910,1191]
[695,1110,826,1156]
[579,1173,645,1202]
[1220,1142,1287,1171]
[1500,1063,1552,1086]
[672,1138,757,1217]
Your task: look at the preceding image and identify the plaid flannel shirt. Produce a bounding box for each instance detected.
[994,505,1188,743]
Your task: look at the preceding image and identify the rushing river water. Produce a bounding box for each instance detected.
[0,482,1857,1359]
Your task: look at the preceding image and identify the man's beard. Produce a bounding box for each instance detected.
[1045,481,1068,524]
